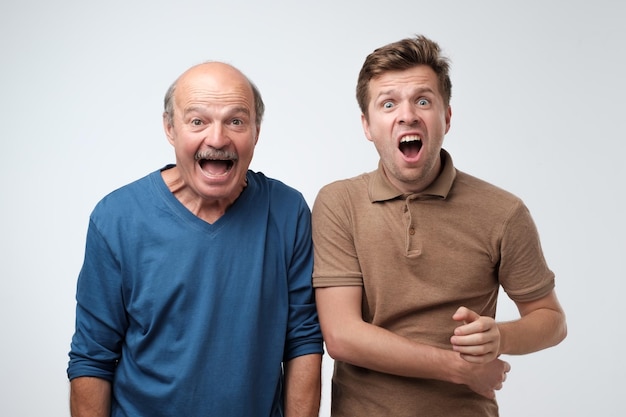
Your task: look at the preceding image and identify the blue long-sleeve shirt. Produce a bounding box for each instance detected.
[68,167,323,416]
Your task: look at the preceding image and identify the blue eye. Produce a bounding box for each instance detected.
[418,99,429,106]
[383,101,394,109]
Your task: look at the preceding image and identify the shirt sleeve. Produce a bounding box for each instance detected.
[67,217,127,381]
[283,197,324,361]
[498,201,556,302]
[311,182,364,288]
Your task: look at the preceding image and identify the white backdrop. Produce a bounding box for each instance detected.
[1,1,625,416]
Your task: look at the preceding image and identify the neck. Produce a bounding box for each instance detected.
[161,166,246,224]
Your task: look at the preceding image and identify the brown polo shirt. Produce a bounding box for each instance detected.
[312,149,555,416]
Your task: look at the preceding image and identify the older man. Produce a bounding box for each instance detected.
[68,62,323,416]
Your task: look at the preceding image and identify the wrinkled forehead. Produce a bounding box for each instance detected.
[368,66,442,103]
[175,64,255,109]
[371,66,439,91]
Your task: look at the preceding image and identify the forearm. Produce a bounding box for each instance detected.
[316,286,508,398]
[326,319,508,398]
[70,377,111,417]
[498,306,567,355]
[283,353,322,417]
[325,317,468,383]
[496,290,567,356]
[318,286,469,383]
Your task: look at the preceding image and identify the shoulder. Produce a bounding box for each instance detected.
[312,172,375,226]
[316,171,373,201]
[247,170,300,196]
[451,170,533,228]
[91,170,159,219]
[453,170,522,204]
[246,171,310,218]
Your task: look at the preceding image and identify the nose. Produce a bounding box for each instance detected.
[202,123,230,149]
[398,103,420,126]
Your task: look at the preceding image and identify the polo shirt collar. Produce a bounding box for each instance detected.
[369,149,456,202]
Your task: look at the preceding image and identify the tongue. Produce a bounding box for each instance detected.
[401,142,421,158]
[200,160,230,175]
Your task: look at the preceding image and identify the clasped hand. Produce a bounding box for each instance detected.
[450,306,511,398]
[450,306,501,364]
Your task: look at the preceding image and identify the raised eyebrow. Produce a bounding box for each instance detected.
[182,106,205,118]
[414,87,437,97]
[375,89,396,100]
[182,105,252,119]
[227,106,252,119]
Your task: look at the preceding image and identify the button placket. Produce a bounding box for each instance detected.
[404,195,421,256]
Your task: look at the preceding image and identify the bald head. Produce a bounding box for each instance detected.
[163,62,265,127]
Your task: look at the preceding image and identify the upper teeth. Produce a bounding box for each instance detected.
[400,135,421,143]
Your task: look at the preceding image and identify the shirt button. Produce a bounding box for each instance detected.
[409,228,416,235]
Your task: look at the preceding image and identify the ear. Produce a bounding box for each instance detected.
[444,105,452,134]
[361,113,374,142]
[254,124,261,145]
[163,113,175,146]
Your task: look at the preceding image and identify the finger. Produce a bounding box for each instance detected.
[452,306,481,324]
[453,319,494,338]
[453,337,493,353]
[452,325,491,343]
[458,352,495,364]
